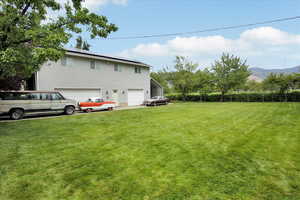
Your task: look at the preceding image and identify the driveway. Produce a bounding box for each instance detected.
[0,106,146,122]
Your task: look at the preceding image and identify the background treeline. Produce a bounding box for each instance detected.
[151,53,300,102]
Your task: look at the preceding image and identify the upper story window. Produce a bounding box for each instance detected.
[61,56,67,66]
[90,60,96,70]
[114,64,121,72]
[134,66,142,74]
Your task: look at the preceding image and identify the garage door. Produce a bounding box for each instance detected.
[57,89,101,102]
[128,89,144,106]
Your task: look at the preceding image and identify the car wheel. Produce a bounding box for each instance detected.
[85,109,92,113]
[10,109,24,120]
[65,106,75,115]
[108,107,113,111]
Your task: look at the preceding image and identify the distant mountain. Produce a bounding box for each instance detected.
[250,66,300,79]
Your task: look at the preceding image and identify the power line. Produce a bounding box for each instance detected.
[106,16,300,40]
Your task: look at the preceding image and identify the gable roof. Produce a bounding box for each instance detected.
[65,48,150,68]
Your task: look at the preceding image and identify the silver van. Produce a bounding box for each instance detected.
[0,91,77,120]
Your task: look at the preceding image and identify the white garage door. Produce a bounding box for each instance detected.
[128,89,144,106]
[57,89,101,102]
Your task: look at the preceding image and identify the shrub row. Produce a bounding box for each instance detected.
[166,92,300,102]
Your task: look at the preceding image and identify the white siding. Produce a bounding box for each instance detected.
[37,55,151,105]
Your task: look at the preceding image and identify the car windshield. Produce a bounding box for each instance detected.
[84,98,103,103]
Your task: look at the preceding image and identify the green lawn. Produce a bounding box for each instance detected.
[0,103,299,200]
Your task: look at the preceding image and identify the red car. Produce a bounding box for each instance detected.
[79,97,116,112]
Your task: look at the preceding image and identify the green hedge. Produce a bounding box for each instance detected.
[166,92,300,102]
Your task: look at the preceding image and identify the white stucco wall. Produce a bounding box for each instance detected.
[36,55,151,105]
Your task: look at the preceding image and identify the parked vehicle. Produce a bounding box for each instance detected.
[144,96,169,106]
[0,91,77,120]
[79,97,115,112]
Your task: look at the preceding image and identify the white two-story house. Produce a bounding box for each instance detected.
[26,49,163,106]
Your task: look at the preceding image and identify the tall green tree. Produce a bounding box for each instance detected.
[262,73,280,92]
[194,68,214,97]
[82,41,90,51]
[211,53,250,101]
[75,36,83,49]
[291,73,300,89]
[150,69,173,94]
[75,36,90,51]
[244,80,263,92]
[172,56,198,100]
[263,73,297,101]
[0,0,117,89]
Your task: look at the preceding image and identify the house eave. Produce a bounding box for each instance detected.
[65,49,151,68]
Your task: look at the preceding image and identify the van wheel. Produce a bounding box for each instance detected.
[108,107,113,111]
[65,106,75,115]
[10,109,24,120]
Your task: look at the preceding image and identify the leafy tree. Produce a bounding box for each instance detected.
[263,73,297,101]
[244,80,263,92]
[150,69,173,94]
[82,41,90,51]
[0,0,117,89]
[75,36,83,49]
[291,73,300,89]
[262,73,280,92]
[211,53,250,101]
[172,56,198,100]
[75,36,90,50]
[194,68,214,98]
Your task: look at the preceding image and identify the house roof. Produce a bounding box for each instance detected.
[65,48,151,68]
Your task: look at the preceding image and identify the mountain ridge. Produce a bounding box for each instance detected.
[249,66,300,79]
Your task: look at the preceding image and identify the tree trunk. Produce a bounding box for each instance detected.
[220,91,225,102]
[284,92,288,102]
[182,93,186,101]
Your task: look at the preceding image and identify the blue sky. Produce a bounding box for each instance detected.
[66,0,300,71]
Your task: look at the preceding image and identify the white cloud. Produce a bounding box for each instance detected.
[118,27,300,68]
[82,0,127,9]
[56,0,127,9]
[240,27,300,45]
[120,43,169,57]
[45,0,127,23]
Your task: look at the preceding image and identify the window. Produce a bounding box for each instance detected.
[95,98,104,103]
[28,93,40,100]
[0,92,31,100]
[61,57,67,66]
[135,66,141,74]
[51,93,64,100]
[40,93,51,100]
[114,64,119,72]
[90,60,96,70]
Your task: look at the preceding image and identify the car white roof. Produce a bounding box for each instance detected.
[89,97,103,100]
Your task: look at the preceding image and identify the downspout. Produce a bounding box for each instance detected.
[35,72,39,90]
